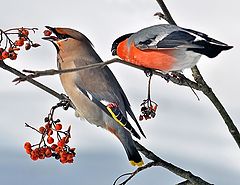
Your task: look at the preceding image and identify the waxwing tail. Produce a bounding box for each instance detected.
[117,129,144,167]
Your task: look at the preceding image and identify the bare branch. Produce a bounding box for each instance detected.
[115,162,157,185]
[0,60,74,108]
[13,58,116,83]
[14,58,201,95]
[155,0,177,25]
[191,66,240,148]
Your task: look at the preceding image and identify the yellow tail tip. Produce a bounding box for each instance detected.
[130,160,144,167]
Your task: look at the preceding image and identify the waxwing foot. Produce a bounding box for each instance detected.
[59,93,72,110]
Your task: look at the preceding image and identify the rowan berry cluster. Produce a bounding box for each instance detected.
[139,99,158,121]
[0,27,39,61]
[24,101,76,164]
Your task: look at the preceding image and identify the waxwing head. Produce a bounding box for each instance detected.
[43,26,93,52]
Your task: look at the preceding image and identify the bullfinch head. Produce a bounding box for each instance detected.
[111,33,133,56]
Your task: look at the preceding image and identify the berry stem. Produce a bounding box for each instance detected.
[25,123,41,133]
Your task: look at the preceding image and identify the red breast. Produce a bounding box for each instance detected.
[117,38,176,72]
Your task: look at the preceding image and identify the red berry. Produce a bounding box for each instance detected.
[9,52,17,60]
[51,144,58,151]
[57,139,65,148]
[2,51,9,59]
[25,43,31,50]
[139,115,144,121]
[45,123,51,130]
[45,148,52,158]
[55,124,62,131]
[43,30,52,36]
[24,142,31,150]
[47,136,54,144]
[30,154,38,161]
[39,126,46,134]
[153,105,158,111]
[30,149,40,161]
[21,29,29,36]
[15,38,24,47]
[25,148,32,154]
[55,146,62,153]
[38,153,45,159]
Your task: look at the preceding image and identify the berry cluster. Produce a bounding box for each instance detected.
[139,99,158,121]
[24,101,75,164]
[0,27,39,61]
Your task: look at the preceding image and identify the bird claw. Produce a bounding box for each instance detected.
[144,68,153,77]
[59,94,71,110]
[170,71,186,83]
[163,73,171,82]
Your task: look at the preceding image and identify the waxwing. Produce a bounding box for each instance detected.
[43,26,145,166]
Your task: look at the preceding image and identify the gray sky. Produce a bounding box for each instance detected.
[0,0,239,184]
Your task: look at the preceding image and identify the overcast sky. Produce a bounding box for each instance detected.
[0,0,239,185]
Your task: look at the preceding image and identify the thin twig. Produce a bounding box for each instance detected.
[155,0,177,25]
[4,27,38,33]
[14,58,116,82]
[191,66,240,148]
[25,123,40,133]
[15,58,200,93]
[117,162,157,185]
[0,60,74,108]
[113,173,132,185]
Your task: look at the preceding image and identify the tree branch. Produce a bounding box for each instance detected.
[155,0,177,25]
[0,60,75,108]
[13,58,116,82]
[156,0,240,148]
[191,66,240,148]
[15,58,201,93]
[134,142,212,185]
